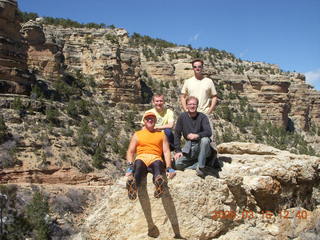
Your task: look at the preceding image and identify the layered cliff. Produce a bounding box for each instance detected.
[0,0,34,94]
[1,0,319,130]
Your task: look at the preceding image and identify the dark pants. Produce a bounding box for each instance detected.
[164,128,175,151]
[134,159,165,187]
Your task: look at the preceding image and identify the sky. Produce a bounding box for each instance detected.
[18,0,320,90]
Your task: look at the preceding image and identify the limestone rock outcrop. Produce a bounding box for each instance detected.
[21,20,65,79]
[74,142,320,239]
[1,0,319,128]
[139,49,320,130]
[41,25,142,103]
[288,74,320,130]
[0,0,34,94]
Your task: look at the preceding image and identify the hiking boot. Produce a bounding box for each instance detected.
[196,167,205,178]
[154,175,165,198]
[126,176,137,200]
[148,225,160,238]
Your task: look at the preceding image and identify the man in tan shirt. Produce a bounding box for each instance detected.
[180,59,218,115]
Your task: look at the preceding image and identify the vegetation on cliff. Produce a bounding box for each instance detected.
[18,10,113,29]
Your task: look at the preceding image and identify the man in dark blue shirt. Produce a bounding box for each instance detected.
[174,96,212,177]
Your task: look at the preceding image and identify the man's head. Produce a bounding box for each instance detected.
[186,96,199,115]
[143,112,157,130]
[152,94,165,112]
[191,59,204,76]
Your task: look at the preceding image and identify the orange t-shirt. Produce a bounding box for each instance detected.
[135,129,164,157]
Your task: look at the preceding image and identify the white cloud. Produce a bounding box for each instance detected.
[304,68,320,90]
[189,33,199,42]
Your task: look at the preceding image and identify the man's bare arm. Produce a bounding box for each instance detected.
[180,94,188,112]
[208,95,218,114]
[126,134,137,164]
[154,120,174,130]
[162,135,172,168]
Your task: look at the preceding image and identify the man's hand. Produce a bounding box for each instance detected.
[153,127,162,132]
[187,133,199,140]
[166,167,176,179]
[174,152,183,160]
[125,163,134,177]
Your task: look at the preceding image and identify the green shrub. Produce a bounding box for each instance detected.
[129,32,176,48]
[31,84,45,99]
[105,34,118,44]
[1,146,20,169]
[17,10,38,22]
[76,119,94,151]
[11,97,23,111]
[118,138,130,159]
[0,115,8,144]
[74,159,93,173]
[42,16,106,28]
[53,80,79,101]
[66,100,78,118]
[125,112,136,131]
[221,127,234,143]
[45,106,59,124]
[77,99,90,116]
[0,184,31,239]
[171,80,178,88]
[26,191,51,240]
[62,126,74,137]
[92,146,105,169]
[52,189,88,215]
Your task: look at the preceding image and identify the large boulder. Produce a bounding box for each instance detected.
[73,142,320,239]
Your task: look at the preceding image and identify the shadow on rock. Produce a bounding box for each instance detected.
[138,175,185,239]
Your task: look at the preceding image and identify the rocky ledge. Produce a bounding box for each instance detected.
[73,142,320,240]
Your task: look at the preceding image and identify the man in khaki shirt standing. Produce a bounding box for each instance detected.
[180,59,218,115]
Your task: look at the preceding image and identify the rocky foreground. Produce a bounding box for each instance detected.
[71,142,320,240]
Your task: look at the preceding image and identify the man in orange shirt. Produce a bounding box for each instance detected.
[126,112,176,200]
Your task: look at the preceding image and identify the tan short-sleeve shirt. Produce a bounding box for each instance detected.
[181,76,217,114]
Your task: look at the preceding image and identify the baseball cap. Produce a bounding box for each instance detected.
[144,112,157,120]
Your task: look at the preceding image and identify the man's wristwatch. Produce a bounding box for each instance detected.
[166,167,175,173]
[127,162,134,173]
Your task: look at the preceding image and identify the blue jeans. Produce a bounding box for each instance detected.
[175,137,212,170]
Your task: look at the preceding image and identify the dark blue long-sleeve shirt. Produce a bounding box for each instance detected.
[174,112,212,152]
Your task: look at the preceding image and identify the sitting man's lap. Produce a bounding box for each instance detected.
[175,137,211,170]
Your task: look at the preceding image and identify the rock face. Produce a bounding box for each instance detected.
[20,20,65,80]
[42,25,142,103]
[288,76,320,130]
[0,0,34,94]
[140,51,320,130]
[74,142,320,240]
[1,0,319,127]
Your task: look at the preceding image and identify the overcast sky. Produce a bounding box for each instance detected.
[19,0,320,90]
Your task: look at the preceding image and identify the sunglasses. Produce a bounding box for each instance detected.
[193,65,203,69]
[145,117,155,121]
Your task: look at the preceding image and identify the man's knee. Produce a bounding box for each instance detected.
[200,137,210,145]
[151,160,165,172]
[174,158,186,170]
[134,159,145,170]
